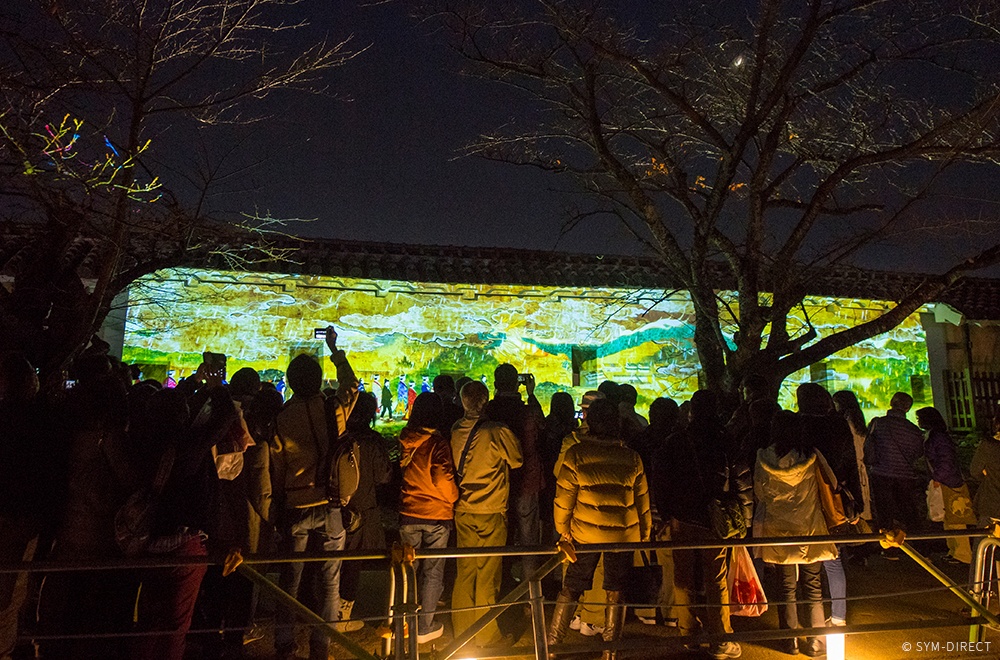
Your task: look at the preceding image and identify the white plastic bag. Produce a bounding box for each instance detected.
[727,546,767,617]
[926,481,945,522]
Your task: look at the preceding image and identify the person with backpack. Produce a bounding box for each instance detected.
[337,393,392,632]
[270,327,359,660]
[399,392,460,643]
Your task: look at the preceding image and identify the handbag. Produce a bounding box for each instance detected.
[727,546,767,617]
[815,455,870,545]
[815,454,849,529]
[114,443,176,556]
[625,550,664,608]
[709,494,747,540]
[691,436,747,540]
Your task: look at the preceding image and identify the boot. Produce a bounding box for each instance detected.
[601,591,625,660]
[547,588,581,651]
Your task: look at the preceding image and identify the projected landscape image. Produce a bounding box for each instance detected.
[122,268,930,418]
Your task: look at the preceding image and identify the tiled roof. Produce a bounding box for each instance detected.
[235,237,1000,319]
[3,226,999,319]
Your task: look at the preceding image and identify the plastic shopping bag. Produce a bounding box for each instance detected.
[727,546,768,617]
[926,481,945,523]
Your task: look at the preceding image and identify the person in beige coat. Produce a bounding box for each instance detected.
[450,380,522,647]
[547,399,651,660]
[754,410,837,657]
[270,327,358,660]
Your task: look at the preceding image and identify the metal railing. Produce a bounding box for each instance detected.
[3,527,997,660]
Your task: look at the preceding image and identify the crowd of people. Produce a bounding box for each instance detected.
[1,328,997,660]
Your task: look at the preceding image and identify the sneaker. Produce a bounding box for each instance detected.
[663,617,678,627]
[579,621,605,636]
[826,617,846,627]
[569,616,582,631]
[244,623,266,645]
[637,616,657,625]
[334,618,364,633]
[881,548,901,561]
[335,600,364,632]
[942,555,967,566]
[416,622,444,644]
[709,641,742,659]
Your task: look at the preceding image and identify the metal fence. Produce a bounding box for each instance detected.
[3,528,998,660]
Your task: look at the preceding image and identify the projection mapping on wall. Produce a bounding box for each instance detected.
[122,268,930,418]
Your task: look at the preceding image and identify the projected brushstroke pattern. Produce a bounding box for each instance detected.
[122,269,930,417]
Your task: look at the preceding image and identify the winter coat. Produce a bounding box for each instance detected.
[451,414,523,514]
[652,423,729,528]
[864,410,924,479]
[971,437,1000,526]
[553,434,651,544]
[924,428,964,490]
[800,412,864,508]
[485,393,544,496]
[271,351,358,509]
[399,426,459,521]
[753,446,838,565]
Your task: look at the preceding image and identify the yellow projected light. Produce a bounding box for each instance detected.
[123,268,930,416]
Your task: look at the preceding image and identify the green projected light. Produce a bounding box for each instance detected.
[122,268,930,417]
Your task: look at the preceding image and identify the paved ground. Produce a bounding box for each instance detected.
[239,542,1000,660]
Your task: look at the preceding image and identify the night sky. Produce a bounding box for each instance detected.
[160,1,1000,276]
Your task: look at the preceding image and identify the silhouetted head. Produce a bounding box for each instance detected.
[740,373,770,403]
[796,382,833,415]
[408,392,442,430]
[433,374,456,396]
[598,380,621,405]
[586,398,620,438]
[349,392,379,430]
[230,367,261,398]
[549,391,575,422]
[689,390,719,425]
[494,364,518,393]
[770,409,801,457]
[461,380,490,415]
[286,354,323,397]
[648,397,679,431]
[890,392,914,413]
[619,383,638,408]
[916,406,947,432]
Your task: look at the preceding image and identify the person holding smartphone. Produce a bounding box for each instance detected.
[270,326,359,660]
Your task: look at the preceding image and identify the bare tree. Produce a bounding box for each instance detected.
[419,0,1000,393]
[0,0,355,384]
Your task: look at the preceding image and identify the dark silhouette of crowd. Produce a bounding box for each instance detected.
[0,333,992,660]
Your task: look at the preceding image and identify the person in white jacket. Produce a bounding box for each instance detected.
[754,410,838,657]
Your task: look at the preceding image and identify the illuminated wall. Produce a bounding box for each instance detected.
[122,268,930,417]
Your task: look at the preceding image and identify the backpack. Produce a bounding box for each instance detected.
[327,437,361,507]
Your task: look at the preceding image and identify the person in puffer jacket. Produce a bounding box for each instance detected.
[399,392,460,643]
[754,410,838,657]
[547,398,651,660]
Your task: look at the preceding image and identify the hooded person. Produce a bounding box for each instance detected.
[398,392,460,642]
[754,410,838,656]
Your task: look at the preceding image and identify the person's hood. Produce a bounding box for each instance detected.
[757,446,817,486]
[399,426,438,466]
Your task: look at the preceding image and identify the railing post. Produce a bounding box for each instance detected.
[528,577,548,660]
[404,554,420,660]
[969,526,1000,644]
